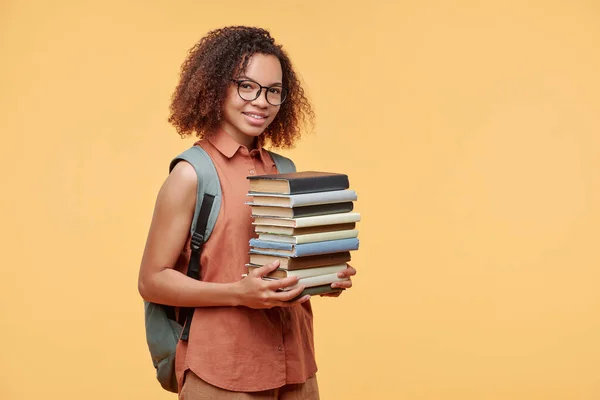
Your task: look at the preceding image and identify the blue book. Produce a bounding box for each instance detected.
[249,237,359,257]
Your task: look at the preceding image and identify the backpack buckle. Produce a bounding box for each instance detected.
[191,232,204,252]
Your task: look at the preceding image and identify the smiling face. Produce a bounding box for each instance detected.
[220,53,283,148]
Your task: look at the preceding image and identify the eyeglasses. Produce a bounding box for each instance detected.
[230,79,288,106]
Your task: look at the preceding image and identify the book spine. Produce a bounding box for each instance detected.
[289,190,358,206]
[281,273,349,291]
[257,234,296,244]
[286,264,347,278]
[250,249,294,257]
[294,238,359,257]
[258,229,358,244]
[249,238,293,251]
[294,229,359,244]
[250,238,359,257]
[250,251,351,269]
[254,263,347,279]
[292,202,354,218]
[288,284,344,301]
[294,212,361,228]
[287,175,349,194]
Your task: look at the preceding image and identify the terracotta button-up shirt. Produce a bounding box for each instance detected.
[174,130,317,392]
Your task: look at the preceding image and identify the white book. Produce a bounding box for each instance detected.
[254,222,357,236]
[247,190,357,207]
[258,229,359,244]
[253,212,361,228]
[270,272,349,291]
[246,263,347,279]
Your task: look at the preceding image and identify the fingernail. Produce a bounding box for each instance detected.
[304,295,311,301]
[274,260,280,266]
[331,283,337,288]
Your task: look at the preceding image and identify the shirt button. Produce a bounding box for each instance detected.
[277,345,283,351]
[249,169,256,175]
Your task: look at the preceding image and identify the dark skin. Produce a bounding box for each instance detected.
[138,160,311,308]
[139,54,355,306]
[139,27,356,307]
[321,264,356,296]
[168,26,314,149]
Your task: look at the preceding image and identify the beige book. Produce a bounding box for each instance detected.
[248,251,351,270]
[253,212,361,228]
[254,223,356,236]
[265,272,349,291]
[246,263,347,279]
[246,190,357,207]
[258,229,358,244]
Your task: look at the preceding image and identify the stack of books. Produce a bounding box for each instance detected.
[246,171,360,298]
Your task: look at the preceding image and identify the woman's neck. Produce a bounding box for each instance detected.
[218,126,256,150]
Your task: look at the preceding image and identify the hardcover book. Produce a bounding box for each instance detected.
[254,223,357,236]
[247,190,357,207]
[248,251,351,270]
[250,202,353,218]
[249,237,360,257]
[252,212,361,228]
[288,284,344,301]
[268,272,349,291]
[257,229,359,244]
[246,263,348,279]
[248,171,349,194]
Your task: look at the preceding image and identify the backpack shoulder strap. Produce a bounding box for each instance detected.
[169,145,222,341]
[169,145,222,242]
[267,150,297,173]
[142,146,223,392]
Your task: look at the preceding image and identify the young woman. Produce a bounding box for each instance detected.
[138,26,356,399]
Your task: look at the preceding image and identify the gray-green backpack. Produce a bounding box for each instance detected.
[143,145,296,393]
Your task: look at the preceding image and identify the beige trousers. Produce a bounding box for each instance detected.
[179,370,320,400]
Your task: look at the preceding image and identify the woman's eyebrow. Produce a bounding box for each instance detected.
[236,74,282,86]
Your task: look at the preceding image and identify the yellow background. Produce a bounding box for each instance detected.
[1,0,599,399]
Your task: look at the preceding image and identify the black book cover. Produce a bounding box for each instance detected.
[291,202,354,217]
[249,171,349,194]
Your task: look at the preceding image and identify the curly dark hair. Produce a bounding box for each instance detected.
[168,26,314,149]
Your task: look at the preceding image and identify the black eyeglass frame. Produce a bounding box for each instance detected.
[230,79,288,106]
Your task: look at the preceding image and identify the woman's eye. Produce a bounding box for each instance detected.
[269,88,281,94]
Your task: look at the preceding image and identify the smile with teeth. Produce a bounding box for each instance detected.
[243,112,266,119]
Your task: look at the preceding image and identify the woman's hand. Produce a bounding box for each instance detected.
[235,260,310,308]
[321,263,356,297]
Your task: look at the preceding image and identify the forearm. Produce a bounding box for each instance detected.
[139,268,241,308]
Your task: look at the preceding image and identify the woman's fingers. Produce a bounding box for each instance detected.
[271,284,306,304]
[252,259,281,277]
[288,294,312,304]
[331,278,352,289]
[266,275,300,291]
[337,264,357,279]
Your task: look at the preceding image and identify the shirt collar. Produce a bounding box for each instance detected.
[208,129,275,168]
[253,145,276,169]
[208,129,242,159]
